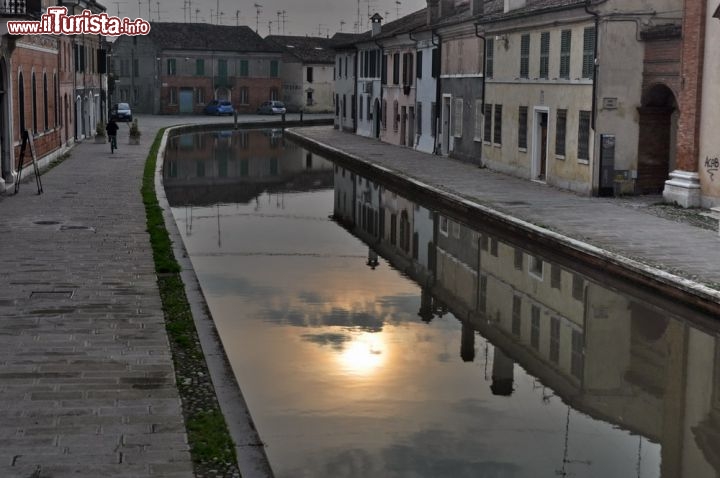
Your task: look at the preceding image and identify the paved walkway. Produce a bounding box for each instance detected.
[291,126,720,286]
[0,114,328,478]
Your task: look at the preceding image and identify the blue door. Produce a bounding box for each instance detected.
[179,89,193,114]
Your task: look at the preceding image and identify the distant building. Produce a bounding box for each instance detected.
[332,33,360,132]
[265,35,336,113]
[111,23,283,115]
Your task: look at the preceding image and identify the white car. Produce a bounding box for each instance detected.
[257,101,287,115]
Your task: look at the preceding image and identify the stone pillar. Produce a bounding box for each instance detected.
[664,0,707,207]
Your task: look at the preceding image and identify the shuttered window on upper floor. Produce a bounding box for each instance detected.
[539,32,550,79]
[520,34,530,79]
[560,30,571,79]
[582,27,596,79]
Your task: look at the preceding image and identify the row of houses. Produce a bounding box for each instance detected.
[333,0,720,208]
[0,0,107,193]
[110,24,339,116]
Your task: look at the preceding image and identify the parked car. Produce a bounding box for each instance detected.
[204,100,235,116]
[110,103,132,122]
[257,101,287,115]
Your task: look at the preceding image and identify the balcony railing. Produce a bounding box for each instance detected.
[0,0,26,15]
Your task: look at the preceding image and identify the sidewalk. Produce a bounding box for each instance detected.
[0,120,195,477]
[288,126,720,301]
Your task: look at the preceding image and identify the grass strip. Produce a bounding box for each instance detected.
[142,128,240,477]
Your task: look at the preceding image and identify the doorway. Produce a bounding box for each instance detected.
[532,108,549,182]
[179,88,193,114]
[442,96,451,155]
[374,99,381,138]
[637,84,677,194]
[408,106,415,148]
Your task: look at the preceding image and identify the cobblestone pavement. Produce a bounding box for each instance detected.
[291,126,720,286]
[0,114,329,478]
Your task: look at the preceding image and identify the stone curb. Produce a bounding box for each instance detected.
[156,127,275,478]
[286,127,720,317]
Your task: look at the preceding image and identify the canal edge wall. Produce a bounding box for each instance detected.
[155,126,276,478]
[285,128,720,318]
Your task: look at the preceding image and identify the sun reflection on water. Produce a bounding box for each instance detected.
[339,332,387,376]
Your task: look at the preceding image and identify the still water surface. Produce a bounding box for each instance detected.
[165,130,720,478]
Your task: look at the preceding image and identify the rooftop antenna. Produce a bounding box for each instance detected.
[235,9,240,25]
[276,10,281,31]
[181,0,188,22]
[268,20,273,35]
[356,0,360,32]
[340,20,345,32]
[253,3,262,33]
[215,0,219,23]
[112,1,125,17]
[195,7,200,22]
[395,0,401,18]
[281,10,287,34]
[137,0,141,19]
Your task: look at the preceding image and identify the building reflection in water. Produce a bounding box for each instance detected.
[163,129,334,207]
[332,162,720,478]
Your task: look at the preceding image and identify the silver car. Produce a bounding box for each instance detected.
[257,101,287,115]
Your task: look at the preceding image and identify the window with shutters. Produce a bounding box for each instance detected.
[571,330,584,380]
[518,106,528,149]
[307,67,314,83]
[485,38,494,79]
[531,306,540,349]
[240,60,249,77]
[484,103,492,142]
[270,60,279,77]
[520,34,530,78]
[539,32,550,79]
[196,59,204,76]
[493,104,502,145]
[431,48,439,78]
[474,99,483,141]
[578,110,591,160]
[550,317,560,364]
[393,100,399,131]
[416,50,423,79]
[239,87,249,105]
[167,58,176,75]
[417,102,422,136]
[453,98,463,138]
[582,27,595,79]
[560,30,571,79]
[556,109,567,157]
[393,53,400,84]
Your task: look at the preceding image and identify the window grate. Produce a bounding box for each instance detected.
[520,34,530,78]
[539,32,550,79]
[556,109,567,156]
[560,30,571,79]
[518,106,528,149]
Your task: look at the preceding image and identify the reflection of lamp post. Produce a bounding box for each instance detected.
[556,407,592,476]
[418,287,434,323]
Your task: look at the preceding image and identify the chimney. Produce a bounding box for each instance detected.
[427,0,440,24]
[370,13,383,37]
[439,0,454,18]
[504,0,527,13]
[471,0,484,16]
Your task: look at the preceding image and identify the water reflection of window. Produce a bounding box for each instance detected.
[530,256,543,279]
[512,296,522,336]
[571,330,584,380]
[218,158,227,178]
[572,274,584,301]
[412,232,419,260]
[471,231,479,249]
[551,263,562,289]
[270,158,278,176]
[306,152,313,169]
[451,220,460,239]
[238,132,249,150]
[168,161,178,178]
[514,248,523,270]
[390,213,397,245]
[530,305,540,349]
[439,216,448,236]
[479,275,487,313]
[196,160,205,178]
[550,317,560,364]
[240,159,249,176]
[400,211,410,252]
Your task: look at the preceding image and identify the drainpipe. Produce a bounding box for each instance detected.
[474,23,486,166]
[584,0,604,130]
[431,30,441,155]
[373,38,384,138]
[408,29,420,148]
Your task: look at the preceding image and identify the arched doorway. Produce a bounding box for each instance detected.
[637,84,678,193]
[216,87,230,101]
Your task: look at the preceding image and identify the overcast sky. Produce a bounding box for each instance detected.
[120,0,426,37]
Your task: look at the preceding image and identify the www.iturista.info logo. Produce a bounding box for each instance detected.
[7,7,151,36]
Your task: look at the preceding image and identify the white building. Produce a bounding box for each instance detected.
[412,28,439,153]
[332,33,360,132]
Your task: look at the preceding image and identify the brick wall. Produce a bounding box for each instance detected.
[11,40,63,167]
[158,75,282,114]
[642,37,682,99]
[676,0,708,172]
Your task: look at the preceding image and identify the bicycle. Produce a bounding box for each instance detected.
[109,134,117,154]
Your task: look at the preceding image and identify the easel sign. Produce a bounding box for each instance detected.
[14,129,44,195]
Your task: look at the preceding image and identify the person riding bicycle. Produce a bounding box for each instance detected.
[106,118,119,151]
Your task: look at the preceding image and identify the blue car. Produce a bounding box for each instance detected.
[204,100,235,115]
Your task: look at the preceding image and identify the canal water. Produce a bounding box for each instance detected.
[164,130,720,478]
